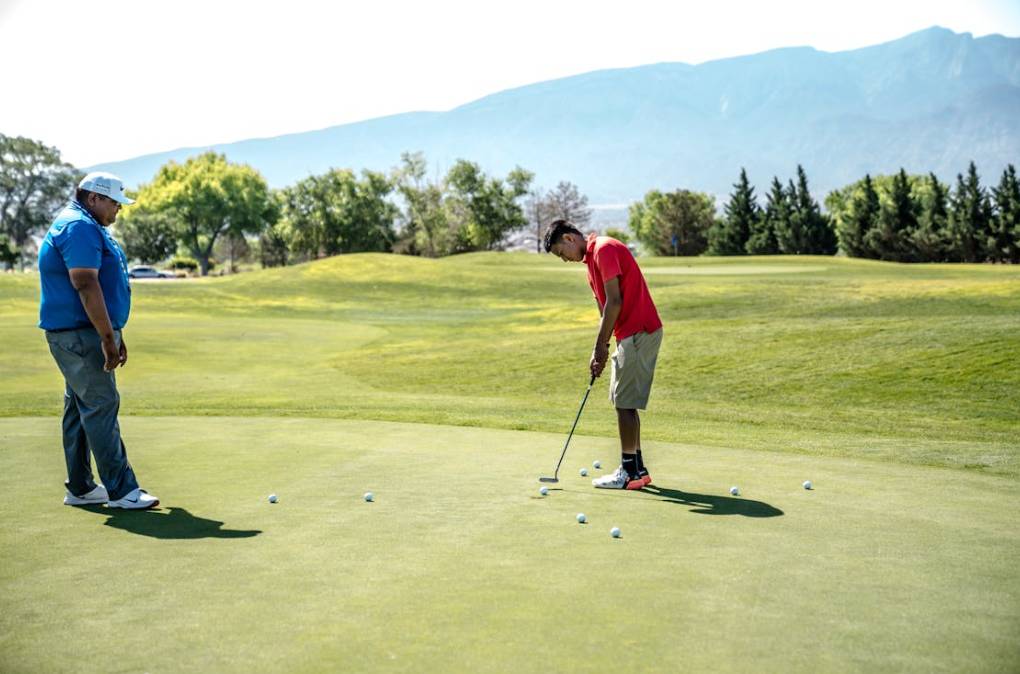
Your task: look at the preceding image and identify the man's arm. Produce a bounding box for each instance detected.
[68,268,121,371]
[590,276,622,378]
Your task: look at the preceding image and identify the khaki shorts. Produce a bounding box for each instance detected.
[609,328,663,410]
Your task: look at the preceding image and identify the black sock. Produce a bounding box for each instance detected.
[622,454,640,480]
[636,449,648,477]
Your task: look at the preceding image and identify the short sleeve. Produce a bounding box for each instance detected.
[595,243,622,283]
[58,220,103,269]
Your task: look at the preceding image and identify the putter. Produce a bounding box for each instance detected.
[539,374,597,483]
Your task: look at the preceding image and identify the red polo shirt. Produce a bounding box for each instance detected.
[585,234,662,341]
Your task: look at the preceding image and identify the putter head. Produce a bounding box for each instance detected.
[539,476,559,484]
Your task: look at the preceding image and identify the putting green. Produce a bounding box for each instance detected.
[1,416,1017,673]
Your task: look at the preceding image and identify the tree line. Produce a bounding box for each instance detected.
[3,132,1017,273]
[638,162,1019,263]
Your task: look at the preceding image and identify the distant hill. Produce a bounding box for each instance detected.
[91,26,1020,205]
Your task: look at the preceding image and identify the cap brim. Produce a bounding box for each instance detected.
[113,194,135,205]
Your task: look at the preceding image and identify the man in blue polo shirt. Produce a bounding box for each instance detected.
[39,171,159,510]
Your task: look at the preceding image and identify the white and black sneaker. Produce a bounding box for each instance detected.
[592,465,646,491]
[63,484,109,506]
[107,488,160,510]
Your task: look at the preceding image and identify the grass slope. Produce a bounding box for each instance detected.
[1,254,1018,475]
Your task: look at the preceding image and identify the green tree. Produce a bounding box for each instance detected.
[866,169,918,262]
[0,134,79,270]
[827,173,879,258]
[988,164,1020,264]
[444,160,533,252]
[780,165,836,255]
[393,152,449,257]
[281,168,396,260]
[629,189,715,256]
[912,173,950,262]
[114,207,178,264]
[605,227,631,244]
[947,162,993,263]
[747,177,785,255]
[134,152,277,275]
[709,168,758,255]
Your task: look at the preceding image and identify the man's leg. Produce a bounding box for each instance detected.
[61,382,98,496]
[618,407,643,481]
[617,408,640,454]
[48,329,140,501]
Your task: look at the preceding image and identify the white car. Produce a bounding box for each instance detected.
[128,265,173,279]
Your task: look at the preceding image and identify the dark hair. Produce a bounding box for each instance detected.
[543,219,582,252]
[75,188,93,205]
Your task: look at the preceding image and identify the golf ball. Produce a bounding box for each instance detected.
[268,494,278,503]
[539,486,549,496]
[730,486,739,496]
[364,492,374,502]
[576,513,587,524]
[803,480,813,490]
[593,460,602,469]
[579,468,588,477]
[610,527,621,538]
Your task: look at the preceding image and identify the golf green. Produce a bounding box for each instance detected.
[1,416,1017,673]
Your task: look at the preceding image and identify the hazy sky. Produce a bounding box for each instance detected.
[2,0,1018,168]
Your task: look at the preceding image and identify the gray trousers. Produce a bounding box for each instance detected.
[45,327,139,500]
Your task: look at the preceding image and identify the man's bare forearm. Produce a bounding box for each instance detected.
[595,299,621,348]
[76,282,116,341]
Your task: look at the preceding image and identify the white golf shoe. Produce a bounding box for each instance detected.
[63,484,109,506]
[592,465,645,490]
[106,488,160,510]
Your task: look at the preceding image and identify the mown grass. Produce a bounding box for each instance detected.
[2,254,1019,673]
[2,254,1018,476]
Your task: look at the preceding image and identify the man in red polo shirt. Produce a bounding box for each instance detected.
[544,219,663,489]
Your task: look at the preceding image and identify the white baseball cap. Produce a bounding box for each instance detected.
[78,171,135,205]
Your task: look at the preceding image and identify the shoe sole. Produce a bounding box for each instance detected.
[63,497,109,506]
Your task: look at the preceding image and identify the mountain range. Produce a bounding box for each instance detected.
[91,26,1020,206]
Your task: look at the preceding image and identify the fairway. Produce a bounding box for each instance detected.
[1,254,1019,672]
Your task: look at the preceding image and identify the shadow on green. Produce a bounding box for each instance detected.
[76,505,261,539]
[643,485,784,517]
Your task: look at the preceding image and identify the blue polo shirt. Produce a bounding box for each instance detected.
[38,201,131,331]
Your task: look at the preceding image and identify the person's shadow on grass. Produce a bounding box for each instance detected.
[79,505,262,539]
[642,485,784,517]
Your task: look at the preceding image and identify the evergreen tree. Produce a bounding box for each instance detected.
[748,177,786,254]
[912,173,950,262]
[709,168,758,255]
[947,162,992,263]
[866,169,917,261]
[780,166,836,254]
[775,178,804,254]
[989,164,1020,264]
[834,174,879,258]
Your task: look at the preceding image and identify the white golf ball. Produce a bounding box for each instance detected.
[579,468,588,477]
[730,486,739,496]
[539,486,549,496]
[593,460,602,469]
[610,527,621,538]
[268,494,278,503]
[803,480,813,490]
[576,513,587,524]
[364,492,374,502]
